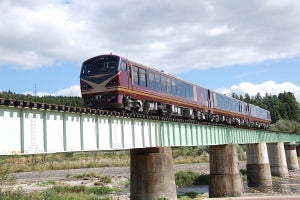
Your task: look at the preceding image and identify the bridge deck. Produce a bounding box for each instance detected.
[1,106,300,155]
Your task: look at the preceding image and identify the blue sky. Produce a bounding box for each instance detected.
[1,1,300,102]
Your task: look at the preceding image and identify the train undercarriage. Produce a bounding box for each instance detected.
[121,96,269,129]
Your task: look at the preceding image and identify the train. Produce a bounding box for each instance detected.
[80,54,271,129]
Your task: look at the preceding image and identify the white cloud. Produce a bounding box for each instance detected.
[24,85,80,97]
[1,1,300,73]
[55,85,81,97]
[217,81,300,102]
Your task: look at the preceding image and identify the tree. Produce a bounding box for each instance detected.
[278,92,300,121]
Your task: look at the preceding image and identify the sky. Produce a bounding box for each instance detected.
[0,0,300,102]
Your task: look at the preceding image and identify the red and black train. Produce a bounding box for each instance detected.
[80,54,271,129]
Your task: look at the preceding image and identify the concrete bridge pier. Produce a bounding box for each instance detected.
[209,144,244,198]
[130,147,177,200]
[284,143,299,170]
[246,143,272,187]
[267,142,288,177]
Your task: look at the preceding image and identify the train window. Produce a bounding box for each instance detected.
[167,78,171,94]
[133,66,139,85]
[182,83,186,98]
[189,86,193,99]
[148,71,155,90]
[161,76,167,93]
[171,79,176,95]
[155,73,161,91]
[176,83,181,97]
[139,68,147,87]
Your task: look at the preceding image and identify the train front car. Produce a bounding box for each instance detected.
[80,54,127,109]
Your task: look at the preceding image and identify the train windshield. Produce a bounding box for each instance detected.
[81,56,119,76]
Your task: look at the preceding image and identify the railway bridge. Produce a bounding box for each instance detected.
[1,99,300,199]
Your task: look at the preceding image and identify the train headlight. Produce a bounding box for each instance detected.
[81,81,92,90]
[106,77,118,87]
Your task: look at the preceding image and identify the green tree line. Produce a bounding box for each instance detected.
[232,91,300,123]
[232,91,300,134]
[0,90,83,107]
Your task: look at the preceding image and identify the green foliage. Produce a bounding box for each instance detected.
[53,185,86,193]
[43,188,100,200]
[233,92,300,126]
[0,167,44,200]
[0,91,83,107]
[240,169,247,182]
[71,172,112,184]
[0,167,16,188]
[52,185,114,195]
[175,171,209,187]
[172,146,209,158]
[269,119,300,134]
[36,180,56,186]
[0,190,44,200]
[178,192,201,199]
[86,186,114,194]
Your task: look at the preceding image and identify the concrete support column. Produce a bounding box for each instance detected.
[246,143,272,187]
[209,144,243,198]
[130,147,177,200]
[267,142,288,177]
[284,143,299,170]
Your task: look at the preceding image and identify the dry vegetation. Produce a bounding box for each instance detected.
[0,146,248,173]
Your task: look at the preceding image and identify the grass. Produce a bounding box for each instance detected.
[175,171,209,187]
[0,151,130,173]
[0,162,119,200]
[176,169,248,187]
[71,172,110,181]
[0,184,117,200]
[0,145,248,173]
[178,192,203,199]
[36,180,56,187]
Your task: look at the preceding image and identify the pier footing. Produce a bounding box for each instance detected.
[209,144,243,198]
[246,143,272,187]
[267,142,288,177]
[285,143,299,170]
[130,147,177,200]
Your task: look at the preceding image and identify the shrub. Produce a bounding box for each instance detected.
[87,186,114,195]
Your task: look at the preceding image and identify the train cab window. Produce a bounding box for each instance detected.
[139,68,147,87]
[133,66,139,85]
[120,61,127,71]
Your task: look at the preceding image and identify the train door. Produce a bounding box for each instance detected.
[207,90,214,113]
[126,62,133,90]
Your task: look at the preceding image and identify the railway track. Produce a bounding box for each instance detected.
[0,97,196,122]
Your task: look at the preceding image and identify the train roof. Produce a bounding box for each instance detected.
[123,55,209,88]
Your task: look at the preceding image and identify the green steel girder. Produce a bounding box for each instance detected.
[1,106,300,155]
